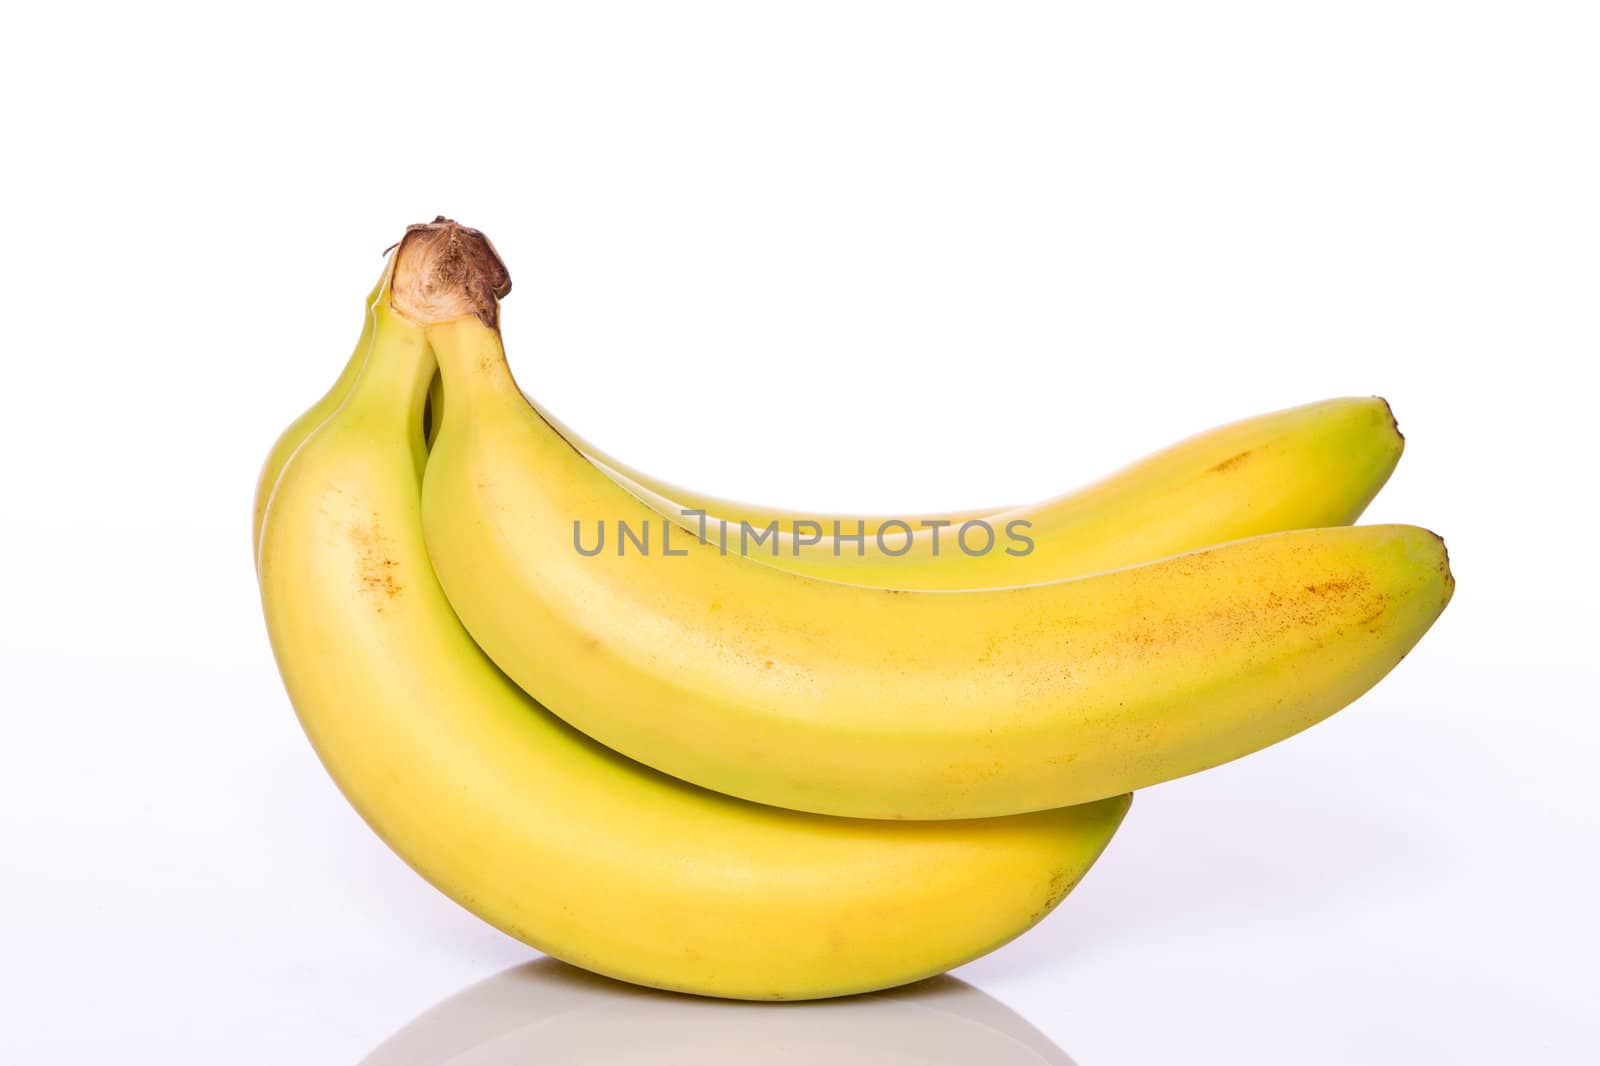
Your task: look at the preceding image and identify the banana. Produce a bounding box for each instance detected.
[250,261,1401,589]
[416,220,1454,821]
[581,395,1401,589]
[257,253,1129,1000]
[251,266,389,567]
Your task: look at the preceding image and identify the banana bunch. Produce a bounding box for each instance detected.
[256,218,1452,1001]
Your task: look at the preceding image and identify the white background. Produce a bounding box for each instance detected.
[3,2,1596,1063]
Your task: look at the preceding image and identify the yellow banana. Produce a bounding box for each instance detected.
[257,258,1128,1000]
[251,271,1401,589]
[586,395,1401,589]
[251,266,389,567]
[416,221,1454,821]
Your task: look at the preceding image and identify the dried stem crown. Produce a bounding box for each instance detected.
[390,217,511,327]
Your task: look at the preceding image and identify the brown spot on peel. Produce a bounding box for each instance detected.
[1303,575,1365,597]
[1209,449,1253,473]
[350,515,403,606]
[390,217,512,328]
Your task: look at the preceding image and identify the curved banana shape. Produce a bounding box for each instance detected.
[253,284,1401,589]
[251,267,389,566]
[591,395,1402,589]
[258,284,1129,1000]
[416,223,1454,821]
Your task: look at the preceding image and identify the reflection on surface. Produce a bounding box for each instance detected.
[360,959,1075,1065]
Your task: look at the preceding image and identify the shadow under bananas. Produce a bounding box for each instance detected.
[359,958,1076,1065]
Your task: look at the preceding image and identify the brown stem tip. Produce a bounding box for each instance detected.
[390,217,512,328]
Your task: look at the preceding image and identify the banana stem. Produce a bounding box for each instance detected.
[390,217,511,328]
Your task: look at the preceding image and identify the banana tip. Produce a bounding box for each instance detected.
[1422,527,1454,604]
[1373,395,1403,446]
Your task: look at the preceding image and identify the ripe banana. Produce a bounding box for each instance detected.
[257,266,1129,1000]
[251,267,388,567]
[415,221,1454,821]
[249,254,1401,589]
[585,395,1401,589]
